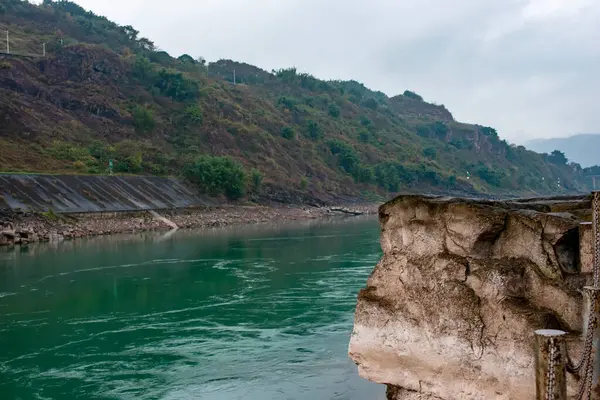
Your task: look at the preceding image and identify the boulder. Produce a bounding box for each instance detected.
[349,194,593,399]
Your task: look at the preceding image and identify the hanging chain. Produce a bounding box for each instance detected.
[555,193,600,399]
[593,191,600,287]
[570,192,600,400]
[546,337,557,400]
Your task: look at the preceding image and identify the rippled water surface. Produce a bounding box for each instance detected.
[0,217,384,400]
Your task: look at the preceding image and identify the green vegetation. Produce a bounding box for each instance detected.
[0,0,597,203]
[281,126,295,140]
[183,155,246,199]
[132,105,155,133]
[250,168,263,193]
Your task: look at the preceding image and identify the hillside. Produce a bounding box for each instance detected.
[526,134,600,168]
[0,0,597,203]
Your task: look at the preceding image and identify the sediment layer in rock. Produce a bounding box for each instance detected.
[349,194,592,400]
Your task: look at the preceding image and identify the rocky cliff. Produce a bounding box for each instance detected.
[349,194,594,399]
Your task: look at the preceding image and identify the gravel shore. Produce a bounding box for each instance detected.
[0,204,379,246]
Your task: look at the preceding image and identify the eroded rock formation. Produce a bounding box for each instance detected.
[349,194,593,399]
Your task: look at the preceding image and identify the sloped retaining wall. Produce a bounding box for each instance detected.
[0,174,208,213]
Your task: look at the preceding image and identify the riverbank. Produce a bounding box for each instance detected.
[0,204,379,246]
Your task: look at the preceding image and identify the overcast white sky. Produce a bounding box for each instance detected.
[55,0,600,143]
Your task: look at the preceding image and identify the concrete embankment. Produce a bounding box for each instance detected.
[0,174,210,212]
[0,174,378,246]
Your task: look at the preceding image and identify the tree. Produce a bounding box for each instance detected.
[178,54,196,64]
[281,126,295,139]
[155,69,199,101]
[132,56,153,81]
[132,105,155,133]
[328,104,341,118]
[403,90,423,101]
[138,37,155,51]
[305,120,322,140]
[122,25,139,41]
[548,150,568,165]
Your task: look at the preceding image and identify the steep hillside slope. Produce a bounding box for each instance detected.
[0,0,595,203]
[526,134,600,168]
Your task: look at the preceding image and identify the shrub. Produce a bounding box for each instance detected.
[48,141,89,161]
[132,56,153,82]
[183,105,203,125]
[183,155,246,199]
[132,105,155,133]
[281,126,295,140]
[250,168,263,193]
[328,103,341,118]
[300,177,309,190]
[359,116,372,127]
[362,98,378,110]
[277,96,297,111]
[114,141,144,173]
[305,120,322,140]
[422,147,437,159]
[72,160,86,171]
[359,131,370,143]
[155,68,199,101]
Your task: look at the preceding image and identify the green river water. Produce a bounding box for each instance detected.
[0,217,384,400]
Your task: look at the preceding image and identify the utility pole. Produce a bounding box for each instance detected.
[233,69,236,85]
[5,31,9,54]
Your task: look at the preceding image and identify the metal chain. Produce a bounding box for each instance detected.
[546,337,557,400]
[593,191,600,286]
[575,312,598,400]
[572,192,600,400]
[568,310,595,373]
[564,193,600,400]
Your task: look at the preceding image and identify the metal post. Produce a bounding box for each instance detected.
[6,31,9,54]
[233,69,236,84]
[42,43,46,57]
[535,329,567,400]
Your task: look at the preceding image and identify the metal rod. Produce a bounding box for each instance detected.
[535,329,567,400]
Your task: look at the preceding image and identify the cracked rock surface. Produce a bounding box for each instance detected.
[348,194,592,400]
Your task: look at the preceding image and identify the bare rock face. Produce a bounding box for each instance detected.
[349,194,592,400]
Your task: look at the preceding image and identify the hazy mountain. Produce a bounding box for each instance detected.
[526,134,600,168]
[0,0,596,200]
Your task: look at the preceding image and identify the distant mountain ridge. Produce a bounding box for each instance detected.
[526,134,600,168]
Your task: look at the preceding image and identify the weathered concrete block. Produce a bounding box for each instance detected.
[350,194,592,400]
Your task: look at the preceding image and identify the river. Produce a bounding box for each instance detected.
[0,216,384,400]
